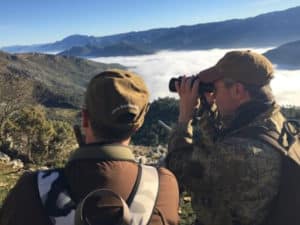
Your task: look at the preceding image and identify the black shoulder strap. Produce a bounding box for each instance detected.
[129,165,160,225]
[126,164,142,205]
[236,120,300,165]
[235,126,289,155]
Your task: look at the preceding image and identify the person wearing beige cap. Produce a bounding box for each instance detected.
[166,50,296,225]
[0,69,179,225]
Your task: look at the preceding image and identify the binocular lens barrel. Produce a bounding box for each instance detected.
[168,76,214,95]
[168,78,180,92]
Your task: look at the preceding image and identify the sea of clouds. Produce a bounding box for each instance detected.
[91,48,300,106]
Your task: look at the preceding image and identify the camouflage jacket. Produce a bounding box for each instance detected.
[167,101,284,225]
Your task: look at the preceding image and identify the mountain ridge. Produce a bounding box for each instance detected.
[59,42,155,57]
[264,40,300,69]
[2,6,300,56]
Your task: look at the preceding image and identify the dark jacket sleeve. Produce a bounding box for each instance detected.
[155,167,180,225]
[0,171,51,225]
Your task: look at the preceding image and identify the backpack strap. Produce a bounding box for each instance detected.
[129,165,160,225]
[37,169,76,225]
[235,120,300,165]
[126,164,142,206]
[235,126,287,153]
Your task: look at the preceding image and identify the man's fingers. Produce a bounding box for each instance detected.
[181,76,188,91]
[175,75,201,97]
[192,78,200,96]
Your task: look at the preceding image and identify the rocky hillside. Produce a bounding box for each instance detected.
[0,51,125,107]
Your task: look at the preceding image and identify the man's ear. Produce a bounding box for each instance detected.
[232,83,250,101]
[82,109,89,128]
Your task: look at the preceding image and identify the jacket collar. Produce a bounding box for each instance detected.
[68,143,135,163]
[221,100,276,136]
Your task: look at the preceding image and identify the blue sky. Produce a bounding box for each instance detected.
[1,0,300,47]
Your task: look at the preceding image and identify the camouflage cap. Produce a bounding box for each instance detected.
[197,50,274,85]
[85,69,149,134]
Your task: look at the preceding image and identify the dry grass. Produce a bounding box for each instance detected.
[0,162,24,207]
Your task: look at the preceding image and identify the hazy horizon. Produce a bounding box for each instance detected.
[91,48,300,106]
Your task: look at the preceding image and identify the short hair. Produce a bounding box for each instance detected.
[87,111,137,142]
[222,78,274,102]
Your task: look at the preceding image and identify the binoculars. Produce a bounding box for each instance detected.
[169,76,214,95]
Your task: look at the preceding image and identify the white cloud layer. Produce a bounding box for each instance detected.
[91,48,300,106]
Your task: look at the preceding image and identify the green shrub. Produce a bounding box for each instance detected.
[1,105,77,165]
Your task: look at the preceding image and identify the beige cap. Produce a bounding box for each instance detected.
[198,50,274,85]
[85,69,149,133]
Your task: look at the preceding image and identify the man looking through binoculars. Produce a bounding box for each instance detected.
[166,50,287,225]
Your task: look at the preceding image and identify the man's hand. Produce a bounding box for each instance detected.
[175,76,200,123]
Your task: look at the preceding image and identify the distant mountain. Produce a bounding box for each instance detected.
[1,44,44,53]
[59,42,154,57]
[264,40,300,69]
[2,35,99,53]
[2,6,300,56]
[0,51,125,107]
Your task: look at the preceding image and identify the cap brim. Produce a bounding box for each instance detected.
[197,66,223,83]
